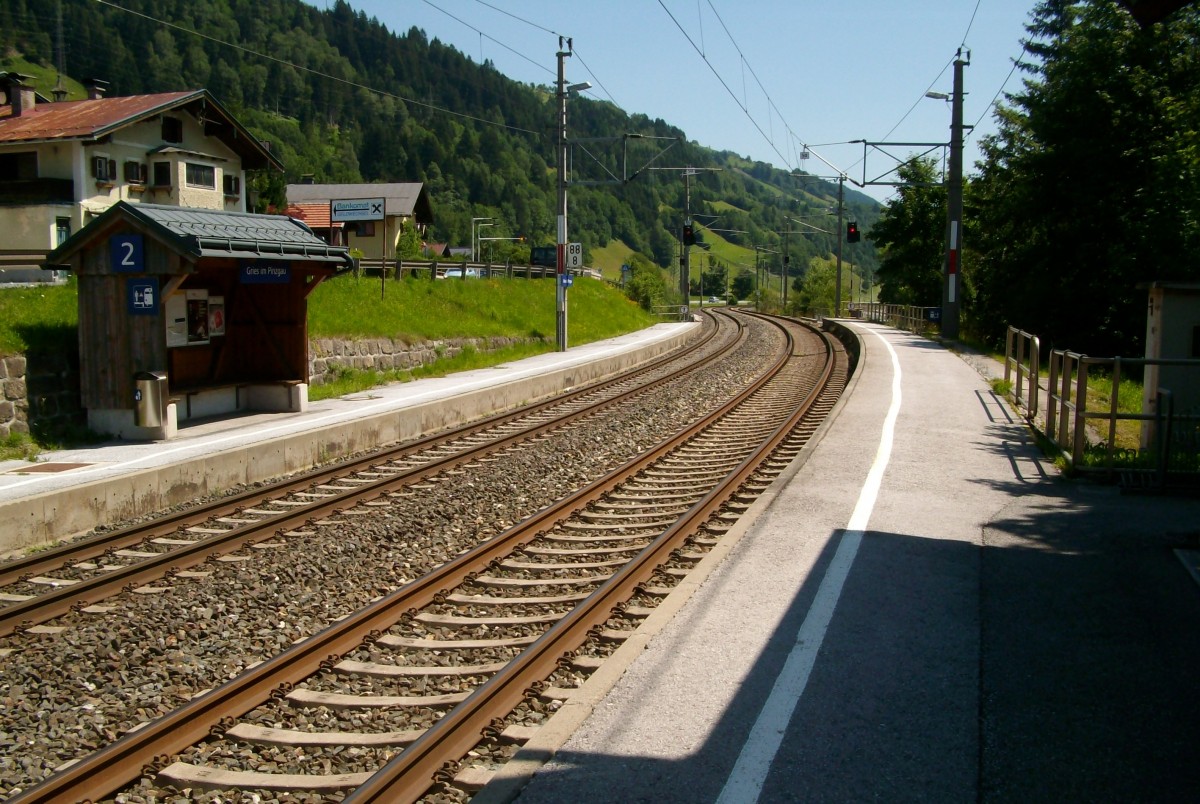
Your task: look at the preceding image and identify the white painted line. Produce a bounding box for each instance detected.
[716,325,902,804]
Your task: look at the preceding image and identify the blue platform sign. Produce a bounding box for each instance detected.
[111,234,144,274]
[127,277,158,315]
[240,262,291,284]
[559,273,573,287]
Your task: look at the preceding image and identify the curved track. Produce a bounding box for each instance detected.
[6,313,850,803]
[0,314,736,638]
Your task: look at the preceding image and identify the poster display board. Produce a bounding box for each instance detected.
[208,296,225,337]
[166,289,211,347]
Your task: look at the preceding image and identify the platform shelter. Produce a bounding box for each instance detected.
[44,201,352,440]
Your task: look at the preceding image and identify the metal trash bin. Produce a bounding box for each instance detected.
[134,371,167,427]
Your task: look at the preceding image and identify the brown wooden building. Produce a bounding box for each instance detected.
[44,201,351,440]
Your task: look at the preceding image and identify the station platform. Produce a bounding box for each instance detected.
[0,322,696,555]
[483,320,1200,803]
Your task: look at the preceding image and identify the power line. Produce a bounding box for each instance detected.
[960,0,983,48]
[435,0,624,110]
[875,55,956,145]
[468,0,560,37]
[968,42,1030,141]
[92,0,543,137]
[421,0,554,79]
[655,0,794,171]
[570,47,623,111]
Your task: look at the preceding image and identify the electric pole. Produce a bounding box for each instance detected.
[555,40,569,351]
[682,167,695,310]
[835,176,845,317]
[942,50,967,339]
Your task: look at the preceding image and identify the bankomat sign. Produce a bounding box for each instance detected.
[331,198,385,222]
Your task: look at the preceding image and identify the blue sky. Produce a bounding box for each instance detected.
[311,1,1039,203]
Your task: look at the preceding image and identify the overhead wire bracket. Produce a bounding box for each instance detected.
[566,134,682,186]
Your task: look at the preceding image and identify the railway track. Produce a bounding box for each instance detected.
[0,313,736,638]
[4,312,850,803]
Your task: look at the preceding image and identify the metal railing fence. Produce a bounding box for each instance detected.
[851,303,940,335]
[355,258,576,280]
[1004,325,1200,484]
[1004,327,1040,422]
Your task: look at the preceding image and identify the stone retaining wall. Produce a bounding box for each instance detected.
[308,335,535,386]
[0,355,28,439]
[0,350,84,440]
[0,336,537,438]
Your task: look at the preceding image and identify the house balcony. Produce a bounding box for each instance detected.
[0,178,74,206]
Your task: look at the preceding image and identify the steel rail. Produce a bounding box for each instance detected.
[8,314,790,804]
[0,314,725,589]
[345,319,839,802]
[0,316,740,637]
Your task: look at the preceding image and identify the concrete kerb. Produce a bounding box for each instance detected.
[0,327,695,554]
[472,322,868,803]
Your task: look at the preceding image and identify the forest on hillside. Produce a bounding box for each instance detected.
[1,0,880,299]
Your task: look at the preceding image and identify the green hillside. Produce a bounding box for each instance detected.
[2,0,880,293]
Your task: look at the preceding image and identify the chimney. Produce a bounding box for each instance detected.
[4,73,37,116]
[85,78,109,100]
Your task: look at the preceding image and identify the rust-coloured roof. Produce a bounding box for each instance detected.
[0,91,197,142]
[0,89,282,171]
[285,203,344,229]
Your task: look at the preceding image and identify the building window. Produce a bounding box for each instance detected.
[162,116,183,143]
[223,174,241,196]
[56,217,70,246]
[91,155,117,182]
[152,161,172,187]
[0,151,37,181]
[185,162,215,189]
[353,221,376,237]
[123,160,148,184]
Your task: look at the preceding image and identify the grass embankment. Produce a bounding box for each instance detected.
[0,282,79,459]
[307,273,656,399]
[0,274,657,456]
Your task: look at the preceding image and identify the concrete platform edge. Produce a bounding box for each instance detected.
[472,322,868,803]
[1,329,693,553]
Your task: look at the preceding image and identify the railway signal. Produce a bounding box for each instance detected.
[846,221,860,243]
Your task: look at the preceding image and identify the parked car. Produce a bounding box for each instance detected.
[440,268,480,279]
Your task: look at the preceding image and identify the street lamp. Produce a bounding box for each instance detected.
[471,218,493,263]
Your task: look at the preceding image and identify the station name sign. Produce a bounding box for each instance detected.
[240,262,291,284]
[330,198,385,222]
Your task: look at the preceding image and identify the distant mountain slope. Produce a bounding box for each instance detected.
[1,0,878,278]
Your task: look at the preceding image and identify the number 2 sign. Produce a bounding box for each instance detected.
[111,234,144,274]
